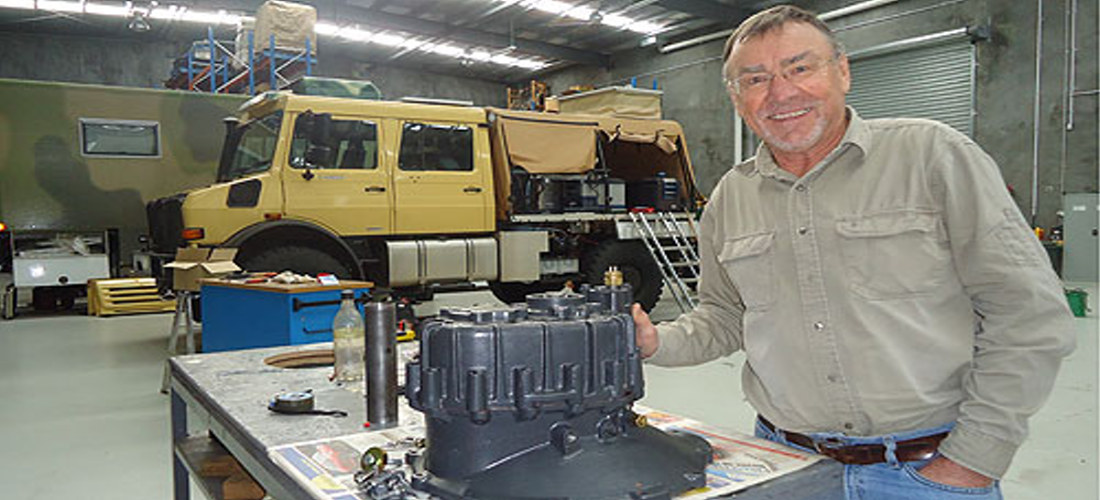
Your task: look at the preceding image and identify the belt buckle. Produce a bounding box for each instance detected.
[812,437,847,454]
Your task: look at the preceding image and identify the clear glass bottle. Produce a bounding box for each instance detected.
[332,290,365,383]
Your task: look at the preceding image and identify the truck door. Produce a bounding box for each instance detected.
[282,115,393,236]
[392,121,492,234]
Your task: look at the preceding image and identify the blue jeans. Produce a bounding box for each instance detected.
[754,418,1003,499]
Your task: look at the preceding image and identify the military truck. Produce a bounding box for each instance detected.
[145,87,701,309]
[0,78,245,313]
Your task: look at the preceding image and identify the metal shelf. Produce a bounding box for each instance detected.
[174,434,231,500]
[165,26,315,95]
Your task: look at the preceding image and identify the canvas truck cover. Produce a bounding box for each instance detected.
[486,108,700,218]
[554,86,663,120]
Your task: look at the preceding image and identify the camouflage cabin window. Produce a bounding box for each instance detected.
[398,122,473,172]
[79,119,160,157]
[290,118,379,170]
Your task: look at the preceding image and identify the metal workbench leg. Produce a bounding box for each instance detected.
[171,385,189,500]
[183,292,196,354]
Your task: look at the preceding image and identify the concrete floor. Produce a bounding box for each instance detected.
[0,284,1095,499]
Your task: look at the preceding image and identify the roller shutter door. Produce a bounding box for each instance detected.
[847,40,975,137]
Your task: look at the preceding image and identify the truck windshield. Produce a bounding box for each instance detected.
[217,111,283,182]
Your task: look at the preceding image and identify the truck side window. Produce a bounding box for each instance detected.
[290,118,378,170]
[221,111,283,180]
[398,123,473,172]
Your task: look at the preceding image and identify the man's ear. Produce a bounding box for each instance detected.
[837,53,852,94]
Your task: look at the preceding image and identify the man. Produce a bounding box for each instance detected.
[632,5,1075,498]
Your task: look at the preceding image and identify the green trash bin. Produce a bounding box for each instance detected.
[1065,288,1089,318]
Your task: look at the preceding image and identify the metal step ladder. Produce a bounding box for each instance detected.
[628,211,700,313]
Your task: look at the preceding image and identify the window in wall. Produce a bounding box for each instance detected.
[398,122,473,172]
[80,119,160,157]
[290,118,379,170]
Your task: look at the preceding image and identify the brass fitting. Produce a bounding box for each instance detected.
[604,266,624,287]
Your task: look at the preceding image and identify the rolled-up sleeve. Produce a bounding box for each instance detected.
[932,134,1077,478]
[648,182,747,367]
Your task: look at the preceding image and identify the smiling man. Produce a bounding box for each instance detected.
[632,5,1075,499]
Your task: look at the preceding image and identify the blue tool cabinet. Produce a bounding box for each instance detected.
[200,280,372,352]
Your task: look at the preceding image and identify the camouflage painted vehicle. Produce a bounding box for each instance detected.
[0,78,246,270]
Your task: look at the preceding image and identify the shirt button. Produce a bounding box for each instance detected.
[844,423,854,430]
[798,226,809,235]
[827,374,840,383]
[813,321,826,331]
[795,185,807,192]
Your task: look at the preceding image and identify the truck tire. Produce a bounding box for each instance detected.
[488,280,565,305]
[583,240,662,311]
[239,246,353,278]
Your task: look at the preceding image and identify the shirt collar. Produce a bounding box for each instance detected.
[734,106,871,179]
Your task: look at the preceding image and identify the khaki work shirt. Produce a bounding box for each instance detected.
[650,108,1076,478]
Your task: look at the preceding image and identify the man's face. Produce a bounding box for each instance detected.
[725,22,850,154]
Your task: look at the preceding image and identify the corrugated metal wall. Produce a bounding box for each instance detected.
[848,40,976,136]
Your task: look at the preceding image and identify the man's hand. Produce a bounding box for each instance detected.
[916,456,994,488]
[632,303,659,358]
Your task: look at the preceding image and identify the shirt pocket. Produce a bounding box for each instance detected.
[719,231,776,310]
[836,210,951,300]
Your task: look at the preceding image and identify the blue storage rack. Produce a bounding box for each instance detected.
[166,26,315,95]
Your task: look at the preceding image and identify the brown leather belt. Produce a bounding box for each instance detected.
[759,416,947,465]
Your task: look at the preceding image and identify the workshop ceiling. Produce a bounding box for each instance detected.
[0,0,775,81]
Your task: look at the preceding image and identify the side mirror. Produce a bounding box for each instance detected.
[295,110,333,145]
[294,111,334,170]
[304,144,333,168]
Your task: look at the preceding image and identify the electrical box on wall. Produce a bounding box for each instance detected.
[1063,193,1099,282]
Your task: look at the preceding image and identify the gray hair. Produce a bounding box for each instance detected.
[722,5,844,63]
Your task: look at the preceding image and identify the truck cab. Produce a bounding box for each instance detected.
[151,91,495,277]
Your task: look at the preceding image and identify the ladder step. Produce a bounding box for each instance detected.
[634,212,701,313]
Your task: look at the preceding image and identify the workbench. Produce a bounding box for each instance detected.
[168,344,844,500]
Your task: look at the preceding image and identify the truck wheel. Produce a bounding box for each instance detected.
[583,241,662,311]
[240,246,353,278]
[488,280,565,305]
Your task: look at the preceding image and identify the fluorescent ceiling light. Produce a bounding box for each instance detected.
[0,0,35,8]
[501,0,665,34]
[37,0,83,13]
[522,0,570,15]
[313,21,339,36]
[626,21,662,34]
[600,13,630,28]
[372,33,407,47]
[0,0,549,71]
[563,6,592,21]
[148,5,185,21]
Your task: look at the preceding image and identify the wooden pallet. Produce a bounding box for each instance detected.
[87,278,176,317]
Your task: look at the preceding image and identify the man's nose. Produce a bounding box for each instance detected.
[764,72,802,100]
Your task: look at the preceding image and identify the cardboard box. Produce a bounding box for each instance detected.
[164,248,241,292]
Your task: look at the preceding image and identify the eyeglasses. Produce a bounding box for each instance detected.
[725,54,836,96]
